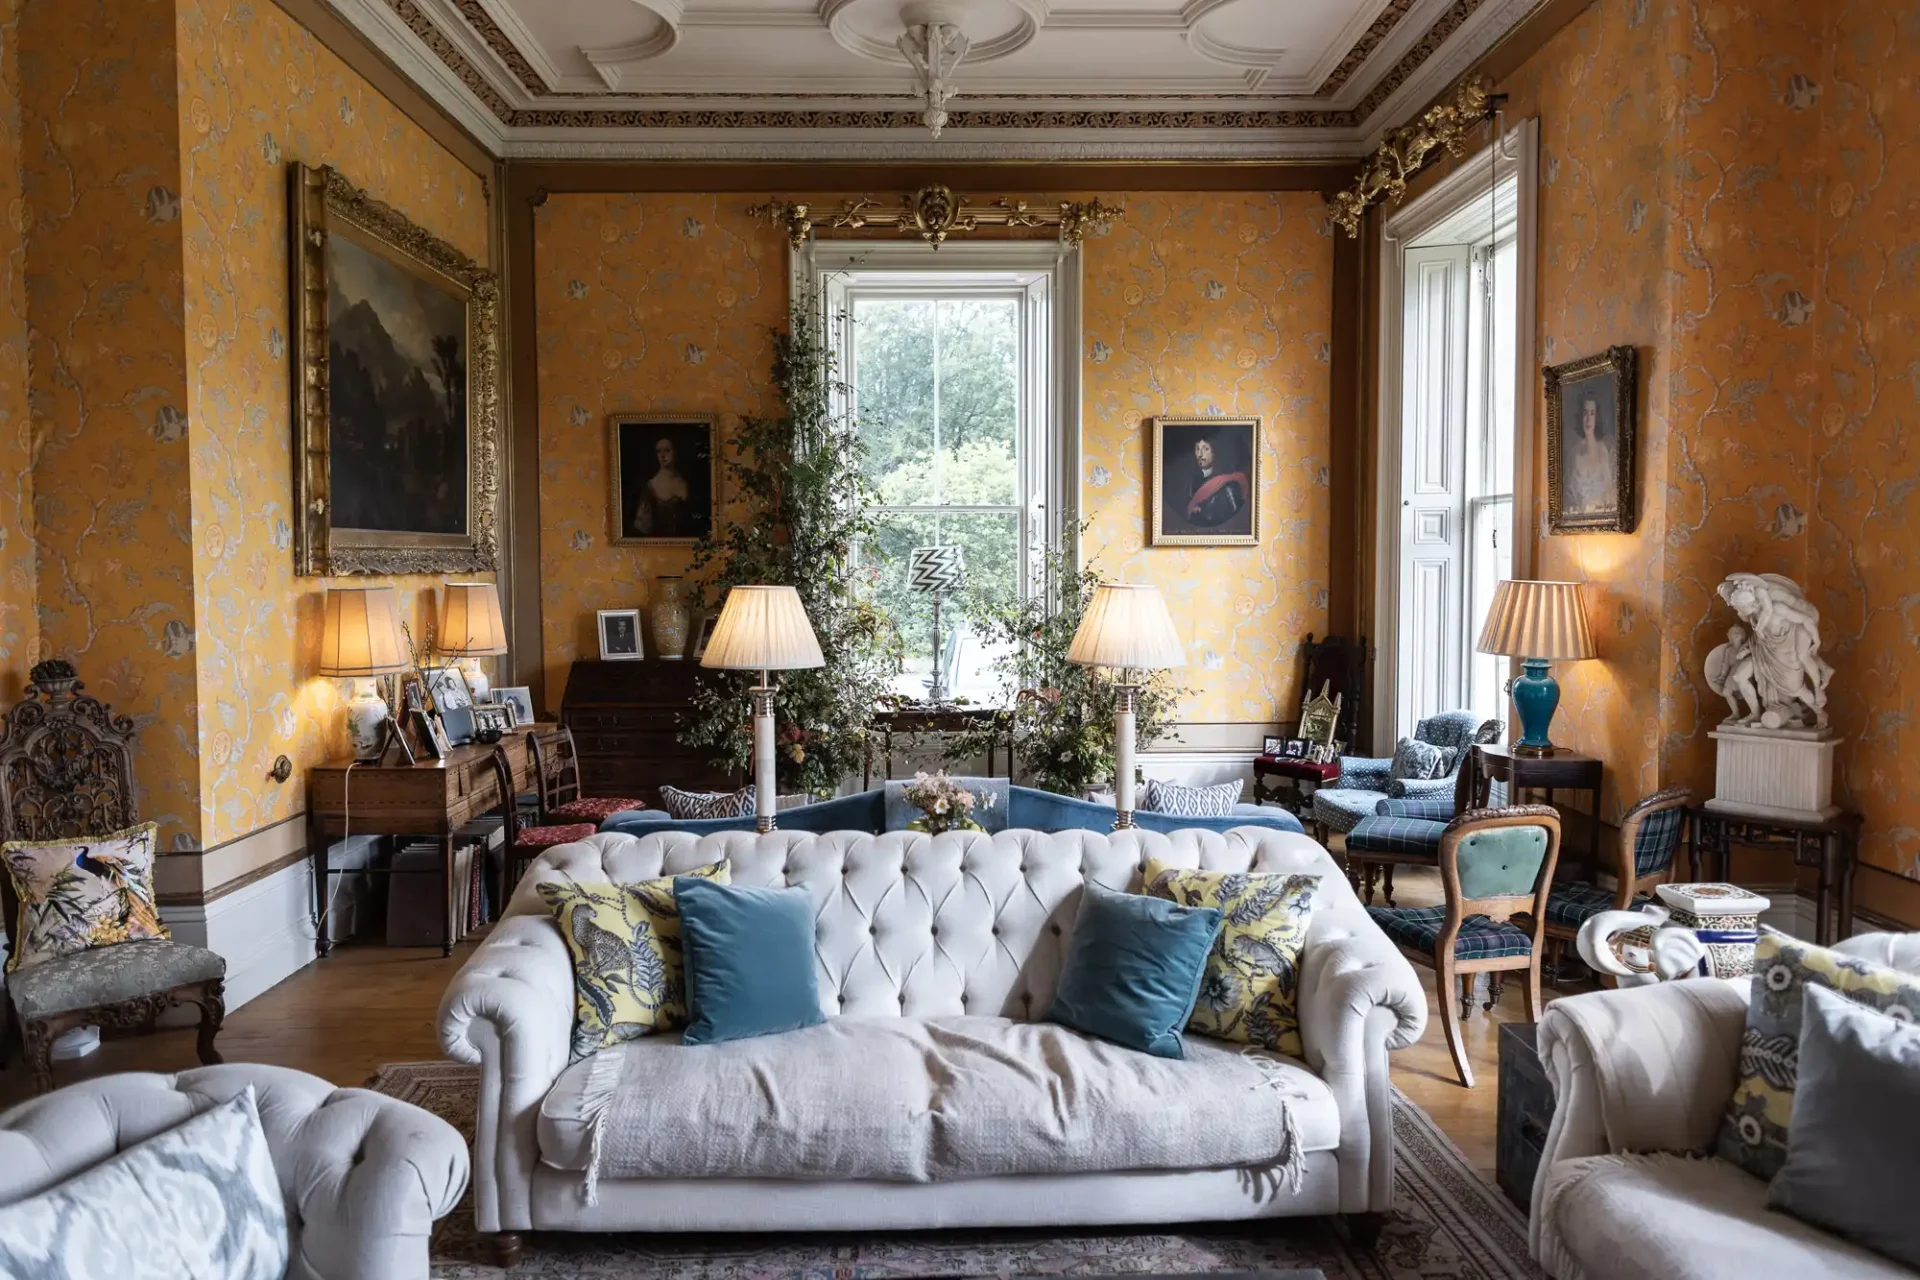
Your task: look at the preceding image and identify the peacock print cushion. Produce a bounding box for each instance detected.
[538,860,730,1058]
[1143,858,1320,1057]
[2,821,168,973]
[1719,928,1920,1180]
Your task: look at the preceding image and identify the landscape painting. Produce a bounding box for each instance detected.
[325,229,469,536]
[290,163,499,576]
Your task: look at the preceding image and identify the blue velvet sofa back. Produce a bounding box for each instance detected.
[599,785,1304,839]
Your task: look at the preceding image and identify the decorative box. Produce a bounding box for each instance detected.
[1654,882,1770,979]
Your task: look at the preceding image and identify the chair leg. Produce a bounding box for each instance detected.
[1484,973,1505,1013]
[1435,960,1474,1088]
[193,980,226,1066]
[1523,956,1544,1023]
[1457,972,1477,1021]
[23,1019,55,1096]
[1381,863,1397,907]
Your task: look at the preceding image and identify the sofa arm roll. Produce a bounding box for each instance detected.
[1374,794,1457,822]
[437,910,577,1232]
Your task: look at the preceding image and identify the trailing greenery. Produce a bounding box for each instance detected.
[680,289,901,795]
[944,538,1187,797]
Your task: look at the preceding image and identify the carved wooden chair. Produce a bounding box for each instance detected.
[525,727,644,824]
[0,660,226,1093]
[1543,785,1693,977]
[490,745,596,905]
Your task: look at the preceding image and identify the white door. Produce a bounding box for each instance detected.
[1395,244,1471,737]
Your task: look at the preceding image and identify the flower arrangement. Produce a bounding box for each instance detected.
[904,770,992,835]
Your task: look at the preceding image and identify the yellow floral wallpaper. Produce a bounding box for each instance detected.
[176,0,490,848]
[533,192,1332,729]
[1080,192,1333,725]
[0,0,33,699]
[21,0,201,847]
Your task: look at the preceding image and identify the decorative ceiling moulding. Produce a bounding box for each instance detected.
[749,185,1122,247]
[1328,74,1500,237]
[327,0,1542,160]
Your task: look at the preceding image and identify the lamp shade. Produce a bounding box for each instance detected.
[908,545,965,593]
[1066,583,1186,670]
[438,581,508,655]
[700,585,825,672]
[317,585,409,677]
[1475,580,1596,661]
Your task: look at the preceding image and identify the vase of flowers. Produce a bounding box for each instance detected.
[904,770,991,835]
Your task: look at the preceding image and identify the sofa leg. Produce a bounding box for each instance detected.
[1343,1212,1386,1252]
[485,1232,523,1268]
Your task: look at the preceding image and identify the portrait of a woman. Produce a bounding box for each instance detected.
[611,415,715,544]
[1545,345,1637,533]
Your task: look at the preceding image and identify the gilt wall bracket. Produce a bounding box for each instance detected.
[1329,76,1504,238]
[750,185,1123,249]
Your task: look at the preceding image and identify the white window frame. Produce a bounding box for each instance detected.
[794,241,1082,602]
[1373,116,1539,750]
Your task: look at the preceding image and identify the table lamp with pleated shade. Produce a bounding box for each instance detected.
[436,581,509,700]
[1475,579,1596,756]
[317,585,410,761]
[1066,583,1186,828]
[700,585,825,831]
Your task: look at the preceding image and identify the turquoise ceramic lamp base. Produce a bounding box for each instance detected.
[1510,658,1562,757]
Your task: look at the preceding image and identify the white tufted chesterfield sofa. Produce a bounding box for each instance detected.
[0,1063,469,1279]
[439,826,1427,1264]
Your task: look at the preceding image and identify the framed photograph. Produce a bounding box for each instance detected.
[1150,416,1260,546]
[690,611,720,663]
[289,163,499,576]
[1261,735,1286,756]
[1282,738,1310,760]
[425,665,471,713]
[1545,345,1638,534]
[610,414,717,545]
[495,686,535,727]
[598,609,644,661]
[380,717,415,766]
[413,708,451,759]
[472,704,513,737]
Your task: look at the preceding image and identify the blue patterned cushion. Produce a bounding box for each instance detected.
[1414,711,1492,758]
[1546,882,1655,931]
[660,785,754,820]
[1312,788,1386,834]
[1377,795,1458,822]
[1141,778,1243,818]
[1388,737,1446,783]
[1367,904,1533,960]
[1346,815,1446,857]
[1633,806,1687,879]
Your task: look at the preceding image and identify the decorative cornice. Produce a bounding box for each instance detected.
[1316,0,1419,95]
[1329,75,1499,236]
[750,186,1123,247]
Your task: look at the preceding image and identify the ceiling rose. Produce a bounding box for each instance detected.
[899,2,968,139]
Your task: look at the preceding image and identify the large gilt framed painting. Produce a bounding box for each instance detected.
[1150,416,1260,547]
[1544,345,1637,534]
[289,163,500,575]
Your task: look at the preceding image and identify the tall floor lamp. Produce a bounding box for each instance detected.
[700,585,825,832]
[1066,582,1186,830]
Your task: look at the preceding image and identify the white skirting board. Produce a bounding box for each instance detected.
[160,857,320,1013]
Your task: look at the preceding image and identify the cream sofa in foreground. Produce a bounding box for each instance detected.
[1532,932,1920,1280]
[438,827,1427,1264]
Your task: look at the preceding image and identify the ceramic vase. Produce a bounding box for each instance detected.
[345,679,391,759]
[653,576,690,660]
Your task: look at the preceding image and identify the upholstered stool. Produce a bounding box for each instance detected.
[548,795,647,823]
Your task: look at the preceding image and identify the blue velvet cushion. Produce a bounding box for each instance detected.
[1046,880,1222,1059]
[674,878,826,1046]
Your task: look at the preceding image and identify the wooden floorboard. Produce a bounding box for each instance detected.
[0,863,1585,1181]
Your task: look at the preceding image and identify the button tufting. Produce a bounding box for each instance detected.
[1051,923,1062,936]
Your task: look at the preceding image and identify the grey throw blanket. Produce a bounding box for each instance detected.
[577,1016,1306,1202]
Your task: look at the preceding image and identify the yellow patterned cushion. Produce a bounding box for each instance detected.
[1143,858,1320,1056]
[1719,929,1920,1179]
[2,822,169,973]
[538,860,730,1058]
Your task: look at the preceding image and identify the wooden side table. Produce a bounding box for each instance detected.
[864,705,1010,787]
[1690,808,1860,945]
[1475,744,1604,871]
[1253,755,1341,819]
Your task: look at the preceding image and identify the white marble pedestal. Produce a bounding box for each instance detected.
[1707,724,1840,822]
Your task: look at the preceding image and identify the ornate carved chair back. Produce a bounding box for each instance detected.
[1299,633,1368,750]
[526,728,582,821]
[0,661,141,963]
[1616,786,1692,903]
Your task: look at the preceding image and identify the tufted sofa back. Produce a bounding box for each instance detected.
[512,826,1355,1024]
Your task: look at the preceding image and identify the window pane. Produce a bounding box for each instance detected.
[934,297,1019,507]
[865,510,1018,701]
[853,298,935,501]
[1490,236,1517,494]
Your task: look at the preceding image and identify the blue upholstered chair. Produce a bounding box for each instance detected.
[1543,786,1691,959]
[1342,749,1486,906]
[1366,805,1562,1087]
[1310,712,1501,841]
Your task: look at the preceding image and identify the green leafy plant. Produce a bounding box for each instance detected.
[680,288,901,795]
[945,537,1186,797]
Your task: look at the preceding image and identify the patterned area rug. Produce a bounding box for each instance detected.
[369,1061,1539,1280]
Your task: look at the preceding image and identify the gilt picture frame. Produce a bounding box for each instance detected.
[289,162,501,576]
[1150,416,1260,547]
[609,413,718,546]
[1544,345,1637,534]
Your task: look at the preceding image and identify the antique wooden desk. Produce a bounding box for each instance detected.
[863,705,1010,788]
[306,725,548,958]
[560,660,739,803]
[1690,807,1861,946]
[1475,744,1604,870]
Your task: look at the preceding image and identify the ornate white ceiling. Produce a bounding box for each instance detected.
[330,0,1543,159]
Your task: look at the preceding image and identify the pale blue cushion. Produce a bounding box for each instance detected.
[1768,983,1920,1268]
[0,1088,286,1278]
[1046,881,1221,1059]
[675,879,825,1046]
